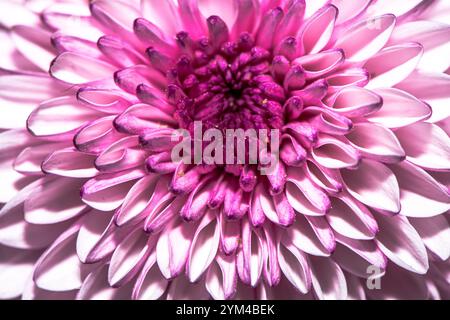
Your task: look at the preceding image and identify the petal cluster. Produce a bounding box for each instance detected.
[0,0,449,300]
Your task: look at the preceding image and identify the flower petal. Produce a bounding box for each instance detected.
[375,215,429,274]
[334,14,396,62]
[395,122,450,170]
[341,160,400,214]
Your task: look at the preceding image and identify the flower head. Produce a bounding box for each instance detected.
[0,0,449,300]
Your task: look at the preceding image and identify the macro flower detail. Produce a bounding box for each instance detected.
[0,0,449,300]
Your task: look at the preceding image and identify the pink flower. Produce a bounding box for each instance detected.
[0,0,449,300]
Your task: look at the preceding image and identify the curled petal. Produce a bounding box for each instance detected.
[299,5,337,55]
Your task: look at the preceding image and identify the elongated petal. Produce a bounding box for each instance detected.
[187,210,220,282]
[395,123,450,170]
[375,215,429,274]
[410,215,450,261]
[388,20,450,72]
[364,43,423,89]
[156,219,197,279]
[334,14,396,62]
[341,160,400,214]
[390,161,450,217]
[367,88,432,128]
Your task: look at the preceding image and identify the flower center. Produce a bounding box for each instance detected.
[172,32,286,134]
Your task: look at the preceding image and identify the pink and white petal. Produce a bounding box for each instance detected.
[27,96,100,138]
[327,195,378,240]
[0,0,40,28]
[420,0,450,24]
[76,210,133,264]
[187,209,220,282]
[367,0,428,19]
[334,14,396,62]
[74,116,126,154]
[236,219,264,287]
[305,159,343,194]
[81,168,146,212]
[156,218,197,280]
[367,88,432,128]
[395,70,450,123]
[388,20,450,72]
[286,166,331,214]
[108,229,154,287]
[285,183,325,217]
[390,161,450,218]
[287,214,334,257]
[11,25,55,71]
[0,28,41,72]
[333,236,387,278]
[310,256,347,300]
[50,52,117,84]
[132,250,168,300]
[33,220,98,291]
[341,160,400,214]
[344,272,366,300]
[22,276,78,300]
[0,245,41,299]
[0,74,70,129]
[395,122,450,171]
[277,233,312,294]
[364,43,423,89]
[77,264,133,300]
[410,215,450,261]
[135,260,169,301]
[197,0,238,29]
[42,147,98,178]
[0,155,32,203]
[77,88,136,114]
[375,214,429,274]
[304,0,331,18]
[0,204,73,249]
[95,136,146,173]
[293,49,344,80]
[90,0,141,37]
[141,0,180,34]
[206,252,238,300]
[325,86,382,118]
[332,0,372,26]
[312,135,360,169]
[24,177,86,225]
[346,123,405,163]
[299,5,337,54]
[42,12,103,42]
[14,142,70,175]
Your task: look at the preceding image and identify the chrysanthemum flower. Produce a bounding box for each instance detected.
[0,0,449,300]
